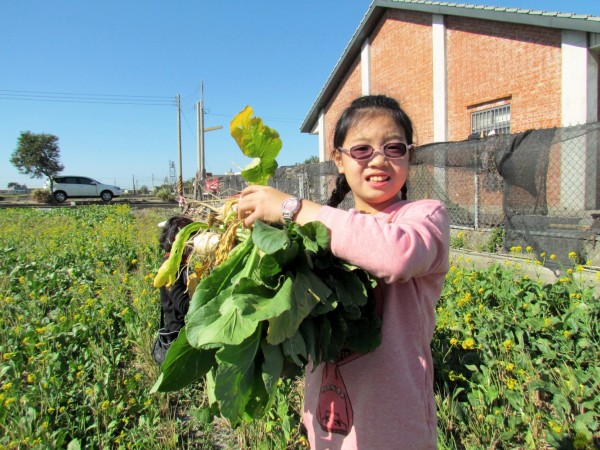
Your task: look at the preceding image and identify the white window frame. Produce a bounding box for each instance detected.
[471,105,511,137]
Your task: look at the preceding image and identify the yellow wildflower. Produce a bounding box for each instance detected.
[457,292,472,306]
[462,338,475,350]
[548,421,562,433]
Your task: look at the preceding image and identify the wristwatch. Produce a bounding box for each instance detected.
[281,196,302,223]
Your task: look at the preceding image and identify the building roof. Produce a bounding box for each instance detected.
[300,0,600,134]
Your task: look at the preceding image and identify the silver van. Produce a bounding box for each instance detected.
[46,176,122,203]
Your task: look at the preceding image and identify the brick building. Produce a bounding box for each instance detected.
[301,0,600,152]
[300,0,600,213]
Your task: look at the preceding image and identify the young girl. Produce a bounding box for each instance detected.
[237,95,449,449]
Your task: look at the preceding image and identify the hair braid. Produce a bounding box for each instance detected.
[327,173,351,208]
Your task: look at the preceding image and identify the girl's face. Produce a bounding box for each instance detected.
[333,113,410,214]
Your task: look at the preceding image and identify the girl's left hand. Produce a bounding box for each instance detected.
[237,185,291,227]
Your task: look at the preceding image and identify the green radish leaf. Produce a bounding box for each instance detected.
[242,366,271,421]
[252,221,291,254]
[151,328,216,393]
[323,309,348,362]
[213,326,262,423]
[189,294,259,348]
[230,106,281,185]
[249,253,283,288]
[300,319,318,364]
[154,222,206,288]
[186,286,232,347]
[233,276,293,322]
[260,340,284,408]
[266,266,331,345]
[187,235,254,318]
[281,329,308,367]
[293,221,331,254]
[332,269,369,308]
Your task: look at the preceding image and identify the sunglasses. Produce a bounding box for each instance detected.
[336,142,412,161]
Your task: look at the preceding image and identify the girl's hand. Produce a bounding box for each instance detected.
[237,185,291,227]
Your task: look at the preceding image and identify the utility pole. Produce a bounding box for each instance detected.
[194,83,204,200]
[194,82,223,199]
[177,94,183,196]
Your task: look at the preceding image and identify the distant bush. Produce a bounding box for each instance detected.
[155,186,174,202]
[31,189,52,203]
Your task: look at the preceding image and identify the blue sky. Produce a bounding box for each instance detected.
[2,1,600,190]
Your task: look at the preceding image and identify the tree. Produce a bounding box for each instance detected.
[302,155,319,164]
[10,131,64,191]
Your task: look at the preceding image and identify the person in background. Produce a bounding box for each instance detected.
[236,95,449,449]
[151,215,194,365]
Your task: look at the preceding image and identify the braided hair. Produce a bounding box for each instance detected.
[326,95,414,208]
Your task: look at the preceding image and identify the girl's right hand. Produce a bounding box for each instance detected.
[237,185,291,227]
[237,185,322,227]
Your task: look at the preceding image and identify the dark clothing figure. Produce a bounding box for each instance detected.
[152,216,194,365]
[159,267,190,334]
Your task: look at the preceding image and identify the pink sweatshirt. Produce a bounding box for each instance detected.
[303,199,449,450]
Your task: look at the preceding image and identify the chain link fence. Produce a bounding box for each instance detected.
[212,122,600,266]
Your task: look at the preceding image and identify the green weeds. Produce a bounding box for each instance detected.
[434,253,599,449]
[1,207,597,449]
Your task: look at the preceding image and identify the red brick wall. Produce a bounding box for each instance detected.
[370,10,434,144]
[446,16,562,141]
[323,57,362,160]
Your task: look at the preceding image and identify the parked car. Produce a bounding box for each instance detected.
[45,176,122,203]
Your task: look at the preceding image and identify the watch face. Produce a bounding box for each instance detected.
[282,197,300,213]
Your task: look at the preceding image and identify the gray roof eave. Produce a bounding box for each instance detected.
[300,0,600,134]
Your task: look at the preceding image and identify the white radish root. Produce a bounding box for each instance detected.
[192,232,221,257]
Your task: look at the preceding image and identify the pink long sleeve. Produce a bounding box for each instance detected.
[316,199,449,283]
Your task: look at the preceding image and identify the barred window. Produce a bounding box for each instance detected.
[471,105,511,137]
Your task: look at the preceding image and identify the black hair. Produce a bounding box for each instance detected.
[327,95,414,207]
[159,216,194,252]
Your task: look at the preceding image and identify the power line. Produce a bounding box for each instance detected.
[0,89,176,106]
